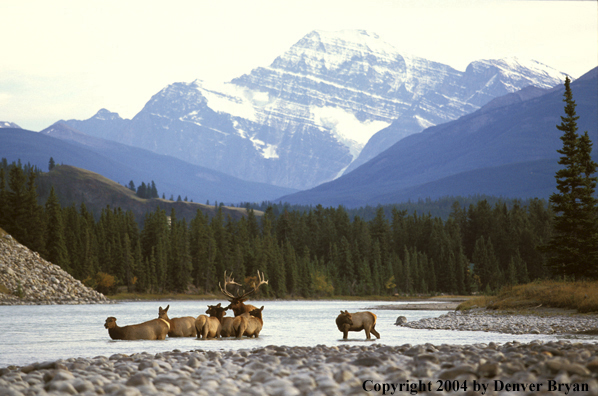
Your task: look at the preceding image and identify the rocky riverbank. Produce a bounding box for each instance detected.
[399,309,598,335]
[1,341,597,395]
[0,233,110,305]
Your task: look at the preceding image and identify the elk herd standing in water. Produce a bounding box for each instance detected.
[104,271,380,341]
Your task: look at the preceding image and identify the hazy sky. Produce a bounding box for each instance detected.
[1,0,596,131]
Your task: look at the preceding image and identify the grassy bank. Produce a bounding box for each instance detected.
[457,280,598,313]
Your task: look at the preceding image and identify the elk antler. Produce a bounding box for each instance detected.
[219,270,269,301]
[238,270,269,299]
[219,271,242,300]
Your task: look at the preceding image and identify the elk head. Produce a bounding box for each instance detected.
[336,310,353,327]
[219,271,268,316]
[158,305,170,320]
[104,317,118,329]
[205,303,227,317]
[249,306,264,322]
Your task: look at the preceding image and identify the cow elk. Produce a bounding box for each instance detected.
[219,271,268,317]
[104,317,169,340]
[205,303,240,337]
[243,306,264,338]
[194,314,208,338]
[158,305,197,337]
[336,310,380,340]
[195,306,221,339]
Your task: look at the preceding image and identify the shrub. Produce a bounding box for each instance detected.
[95,272,116,295]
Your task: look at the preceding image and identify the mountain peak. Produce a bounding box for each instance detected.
[0,121,21,129]
[305,29,383,45]
[272,29,407,74]
[92,108,123,121]
[466,57,568,89]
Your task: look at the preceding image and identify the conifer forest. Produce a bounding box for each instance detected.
[0,159,555,297]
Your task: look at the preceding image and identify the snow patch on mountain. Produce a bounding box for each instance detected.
[312,106,389,157]
[194,80,261,123]
[250,137,279,159]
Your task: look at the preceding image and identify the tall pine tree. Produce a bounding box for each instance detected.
[542,77,598,278]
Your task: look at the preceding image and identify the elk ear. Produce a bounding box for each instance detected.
[340,310,344,314]
[165,305,170,312]
[216,303,221,307]
[260,306,264,311]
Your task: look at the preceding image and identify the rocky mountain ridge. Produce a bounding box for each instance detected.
[278,66,598,207]
[60,29,568,190]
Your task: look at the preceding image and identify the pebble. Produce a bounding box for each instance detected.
[1,342,597,395]
[400,309,598,335]
[0,233,111,305]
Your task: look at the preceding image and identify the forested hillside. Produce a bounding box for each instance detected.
[1,159,553,297]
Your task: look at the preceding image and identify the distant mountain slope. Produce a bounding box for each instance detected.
[59,30,567,190]
[1,121,20,129]
[277,67,598,207]
[36,165,255,223]
[0,127,295,204]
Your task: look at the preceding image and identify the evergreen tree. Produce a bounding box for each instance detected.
[542,77,598,278]
[23,169,45,254]
[48,157,55,171]
[150,181,158,198]
[122,233,134,291]
[472,236,500,291]
[513,249,530,284]
[137,182,147,198]
[0,168,8,228]
[45,187,70,272]
[5,163,28,241]
[283,240,299,295]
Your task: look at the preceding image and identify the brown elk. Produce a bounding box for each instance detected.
[104,317,169,340]
[243,306,264,338]
[158,305,197,337]
[205,303,247,338]
[195,306,221,339]
[194,314,208,338]
[336,310,380,340]
[219,270,268,316]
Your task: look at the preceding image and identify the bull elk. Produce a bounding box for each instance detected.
[158,305,197,337]
[219,271,268,316]
[336,310,381,340]
[104,317,169,340]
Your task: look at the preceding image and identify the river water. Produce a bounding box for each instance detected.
[0,300,561,368]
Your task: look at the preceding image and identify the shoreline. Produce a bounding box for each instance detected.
[399,309,598,335]
[1,341,597,395]
[366,301,463,311]
[2,303,597,394]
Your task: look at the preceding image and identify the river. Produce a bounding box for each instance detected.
[0,300,560,368]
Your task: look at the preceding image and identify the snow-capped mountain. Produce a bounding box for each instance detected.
[61,30,568,190]
[0,121,20,129]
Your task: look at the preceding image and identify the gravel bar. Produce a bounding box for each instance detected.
[1,341,598,395]
[399,309,598,335]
